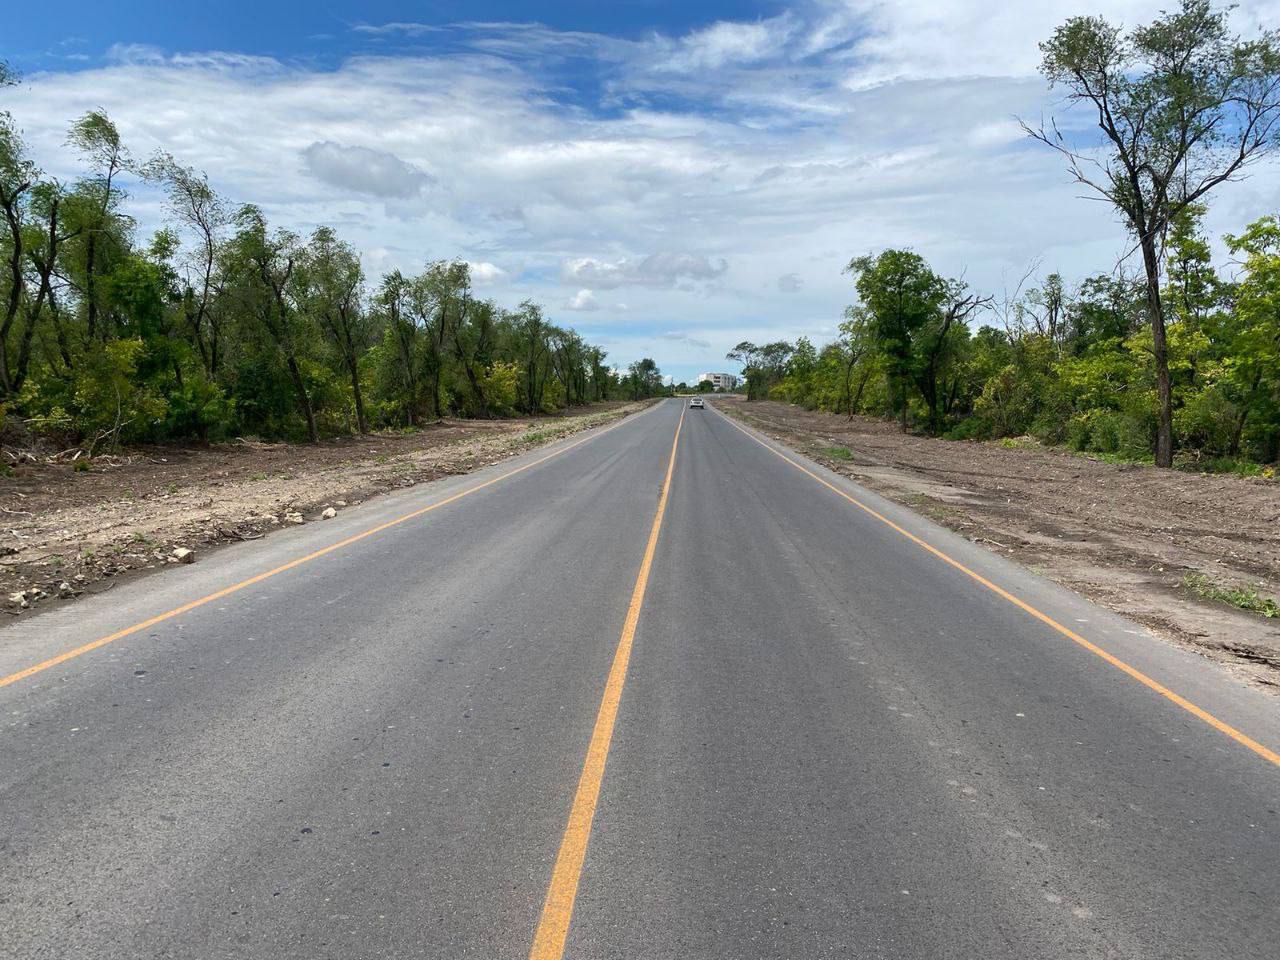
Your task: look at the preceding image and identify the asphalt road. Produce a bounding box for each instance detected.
[2,398,1278,959]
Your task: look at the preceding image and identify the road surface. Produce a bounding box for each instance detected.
[2,398,1278,959]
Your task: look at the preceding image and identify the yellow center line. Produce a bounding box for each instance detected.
[717,407,1280,770]
[0,408,649,690]
[528,404,685,960]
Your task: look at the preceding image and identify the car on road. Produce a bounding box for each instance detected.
[689,397,705,409]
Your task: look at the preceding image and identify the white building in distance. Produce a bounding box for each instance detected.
[697,372,739,391]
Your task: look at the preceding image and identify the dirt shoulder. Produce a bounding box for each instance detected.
[718,396,1280,691]
[0,402,649,619]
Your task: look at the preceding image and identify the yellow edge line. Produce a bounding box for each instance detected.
[528,405,685,960]
[718,408,1280,770]
[0,408,648,690]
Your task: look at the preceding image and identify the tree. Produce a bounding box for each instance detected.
[626,358,664,399]
[1166,205,1222,331]
[296,227,371,432]
[846,250,947,431]
[1021,273,1066,349]
[411,260,470,420]
[913,283,989,435]
[449,293,497,417]
[511,300,551,412]
[586,346,611,402]
[549,326,588,407]
[144,153,230,376]
[1028,0,1280,466]
[224,206,318,442]
[373,270,421,425]
[836,306,875,418]
[25,181,81,376]
[727,340,793,400]
[0,105,36,396]
[67,111,131,343]
[1223,216,1280,461]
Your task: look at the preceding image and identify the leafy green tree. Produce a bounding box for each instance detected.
[1223,216,1280,461]
[143,153,230,376]
[510,300,552,412]
[846,250,947,431]
[372,270,422,425]
[626,357,664,399]
[0,104,37,396]
[67,111,132,343]
[295,227,371,432]
[727,340,793,401]
[223,206,319,442]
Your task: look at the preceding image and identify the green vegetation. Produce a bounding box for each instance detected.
[729,2,1280,473]
[824,446,853,460]
[0,103,668,450]
[1183,574,1280,618]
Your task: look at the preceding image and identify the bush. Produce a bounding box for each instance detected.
[482,361,520,416]
[1065,409,1152,459]
[944,417,990,441]
[1175,385,1239,457]
[161,377,234,441]
[25,338,167,448]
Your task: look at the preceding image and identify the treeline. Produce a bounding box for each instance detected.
[731,206,1280,470]
[0,98,667,448]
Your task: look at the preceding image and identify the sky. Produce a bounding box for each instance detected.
[6,1,1280,383]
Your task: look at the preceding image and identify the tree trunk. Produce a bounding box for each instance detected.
[285,354,318,443]
[1230,410,1247,458]
[48,291,74,372]
[348,355,368,434]
[394,325,417,426]
[850,367,872,420]
[0,188,26,396]
[1139,234,1174,467]
[1229,370,1261,458]
[430,364,443,420]
[85,231,99,341]
[462,362,486,417]
[841,355,856,417]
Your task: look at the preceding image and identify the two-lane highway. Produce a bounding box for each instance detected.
[2,398,1278,959]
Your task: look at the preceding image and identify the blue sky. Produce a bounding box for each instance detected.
[6,1,1280,383]
[9,3,781,63]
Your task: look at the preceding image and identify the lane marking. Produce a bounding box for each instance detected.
[0,407,654,690]
[528,405,685,960]
[717,407,1280,770]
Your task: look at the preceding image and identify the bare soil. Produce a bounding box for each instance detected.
[719,397,1280,691]
[0,402,647,618]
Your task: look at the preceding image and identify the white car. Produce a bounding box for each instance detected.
[689,397,705,409]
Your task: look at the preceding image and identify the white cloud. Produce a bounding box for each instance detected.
[353,22,445,37]
[565,288,599,311]
[467,261,508,286]
[820,0,1280,86]
[659,18,793,72]
[561,253,729,289]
